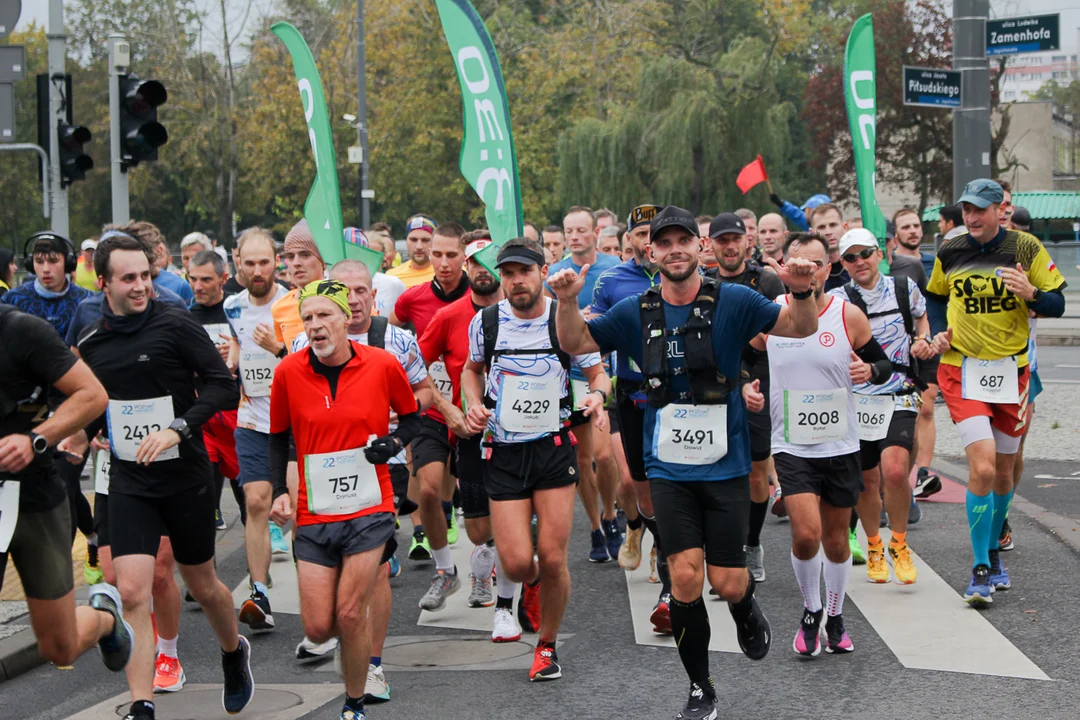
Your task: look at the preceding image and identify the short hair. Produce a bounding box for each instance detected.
[370,222,393,235]
[809,203,843,225]
[595,209,618,224]
[103,223,160,267]
[181,232,211,250]
[695,215,713,225]
[329,258,373,287]
[994,178,1012,193]
[542,225,564,237]
[462,228,492,244]
[95,234,147,280]
[892,206,921,224]
[599,225,621,247]
[189,250,226,276]
[939,204,963,226]
[236,227,277,257]
[735,208,757,223]
[501,236,545,258]
[523,221,542,238]
[564,206,596,227]
[434,221,466,247]
[783,232,830,259]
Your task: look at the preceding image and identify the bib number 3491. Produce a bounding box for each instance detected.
[654,404,727,465]
[962,357,1019,404]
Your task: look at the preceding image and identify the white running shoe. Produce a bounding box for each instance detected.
[492,607,522,643]
[295,636,339,661]
[363,663,390,703]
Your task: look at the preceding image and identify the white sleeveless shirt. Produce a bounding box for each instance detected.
[767,295,859,458]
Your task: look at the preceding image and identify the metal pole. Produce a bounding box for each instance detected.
[357,0,370,229]
[46,0,67,236]
[0,144,51,218]
[952,0,992,200]
[108,34,130,224]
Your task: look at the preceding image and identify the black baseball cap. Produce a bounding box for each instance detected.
[649,206,698,241]
[1011,206,1031,230]
[495,241,546,268]
[707,212,746,239]
[627,204,662,230]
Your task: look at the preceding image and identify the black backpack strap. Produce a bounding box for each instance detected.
[546,299,571,371]
[684,279,731,404]
[367,315,388,350]
[844,281,870,317]
[639,285,670,406]
[481,304,500,372]
[893,276,914,338]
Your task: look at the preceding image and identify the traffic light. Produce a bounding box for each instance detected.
[57,122,93,185]
[118,73,167,169]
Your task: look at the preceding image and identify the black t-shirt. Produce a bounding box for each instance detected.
[889,254,928,292]
[708,264,786,301]
[189,296,240,410]
[0,306,77,512]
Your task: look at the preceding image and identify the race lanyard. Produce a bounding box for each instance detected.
[653,404,728,465]
[107,396,179,462]
[961,356,1019,404]
[0,481,18,553]
[203,323,231,347]
[496,373,560,433]
[571,378,591,410]
[855,394,894,442]
[305,447,382,516]
[240,347,278,398]
[429,360,454,403]
[783,389,848,445]
[94,448,112,495]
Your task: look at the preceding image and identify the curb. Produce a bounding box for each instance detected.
[1034,334,1080,347]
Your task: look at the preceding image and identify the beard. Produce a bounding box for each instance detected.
[312,340,335,359]
[468,274,500,296]
[248,275,274,298]
[898,235,921,249]
[719,254,744,273]
[658,258,698,282]
[508,286,542,311]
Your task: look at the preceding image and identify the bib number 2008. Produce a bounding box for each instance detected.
[798,410,839,427]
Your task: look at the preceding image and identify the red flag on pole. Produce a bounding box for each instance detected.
[736,155,769,194]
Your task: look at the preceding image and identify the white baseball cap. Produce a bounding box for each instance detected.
[838,228,879,257]
[81,239,98,251]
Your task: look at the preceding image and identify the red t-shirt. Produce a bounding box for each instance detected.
[417,293,479,428]
[393,281,460,338]
[270,342,419,526]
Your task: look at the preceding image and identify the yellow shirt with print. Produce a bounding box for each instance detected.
[926,229,1066,367]
[386,260,435,289]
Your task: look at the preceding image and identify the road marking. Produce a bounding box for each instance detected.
[1033,473,1080,481]
[231,530,301,615]
[68,683,344,720]
[1052,364,1080,368]
[850,527,1049,680]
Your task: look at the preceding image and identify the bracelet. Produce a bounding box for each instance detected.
[790,288,813,300]
[589,388,609,403]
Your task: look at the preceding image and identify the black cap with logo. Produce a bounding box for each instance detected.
[707,213,746,239]
[649,206,699,241]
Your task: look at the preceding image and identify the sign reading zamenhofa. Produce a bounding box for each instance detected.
[903,66,961,108]
[986,14,1059,56]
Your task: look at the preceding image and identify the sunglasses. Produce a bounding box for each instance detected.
[841,247,877,264]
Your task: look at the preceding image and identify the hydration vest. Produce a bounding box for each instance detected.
[480,300,573,412]
[366,315,388,350]
[842,278,927,391]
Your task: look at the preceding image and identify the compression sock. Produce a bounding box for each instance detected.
[657,549,671,595]
[791,550,823,612]
[823,554,852,617]
[966,490,993,567]
[670,596,712,691]
[442,500,454,523]
[413,524,425,537]
[640,513,659,544]
[470,544,496,581]
[747,500,769,547]
[990,490,1014,551]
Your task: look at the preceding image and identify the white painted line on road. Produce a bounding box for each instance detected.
[850,527,1049,680]
[1052,364,1080,368]
[68,684,345,720]
[231,529,301,616]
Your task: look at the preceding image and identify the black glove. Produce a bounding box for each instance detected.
[769,193,783,208]
[364,435,402,465]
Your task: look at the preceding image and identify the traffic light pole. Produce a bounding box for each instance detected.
[46,0,67,236]
[952,0,992,199]
[108,34,130,225]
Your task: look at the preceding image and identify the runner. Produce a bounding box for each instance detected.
[387,215,438,287]
[704,213,785,583]
[343,228,405,318]
[274,219,327,352]
[269,279,421,720]
[735,209,759,261]
[0,305,134,677]
[461,238,609,682]
[224,227,292,631]
[807,204,851,291]
[553,206,820,719]
[831,228,933,585]
[757,213,787,265]
[390,222,469,337]
[925,179,1066,604]
[180,233,212,277]
[541,226,567,265]
[746,231,893,658]
[76,233,253,719]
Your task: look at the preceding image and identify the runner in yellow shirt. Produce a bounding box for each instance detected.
[386,215,437,288]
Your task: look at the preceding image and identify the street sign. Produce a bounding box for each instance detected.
[903,66,961,108]
[987,14,1059,56]
[0,0,20,40]
[0,45,25,82]
[0,83,14,142]
[347,145,363,164]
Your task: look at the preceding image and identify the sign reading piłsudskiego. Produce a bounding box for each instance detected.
[986,14,1059,57]
[902,67,961,108]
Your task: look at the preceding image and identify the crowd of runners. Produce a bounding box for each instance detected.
[0,177,1065,720]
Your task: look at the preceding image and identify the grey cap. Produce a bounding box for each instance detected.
[957,179,1004,209]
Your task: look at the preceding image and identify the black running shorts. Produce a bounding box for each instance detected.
[0,498,74,600]
[651,477,750,567]
[615,385,647,483]
[293,512,396,568]
[774,452,863,509]
[483,432,579,501]
[859,410,917,471]
[109,481,218,566]
[455,433,489,519]
[411,416,452,473]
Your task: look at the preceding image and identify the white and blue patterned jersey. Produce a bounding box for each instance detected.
[467,297,601,444]
[829,274,925,405]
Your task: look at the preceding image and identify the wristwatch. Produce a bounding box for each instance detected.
[275,345,288,359]
[791,288,813,300]
[27,431,48,455]
[169,418,191,441]
[589,388,609,403]
[1031,289,1043,304]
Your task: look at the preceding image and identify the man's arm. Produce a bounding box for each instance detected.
[410,377,435,413]
[548,264,601,354]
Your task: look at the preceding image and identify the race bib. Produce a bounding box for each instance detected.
[783,389,848,445]
[203,323,231,347]
[305,446,382,516]
[855,394,894,442]
[497,374,560,433]
[240,348,279,398]
[654,404,727,465]
[571,378,591,410]
[94,448,111,495]
[962,356,1019,404]
[429,361,454,403]
[107,396,179,463]
[0,481,19,553]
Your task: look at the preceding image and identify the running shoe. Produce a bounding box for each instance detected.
[528,644,562,681]
[650,593,672,635]
[849,529,866,565]
[446,511,459,545]
[88,583,134,671]
[418,567,460,611]
[295,636,339,660]
[999,519,1014,551]
[363,663,390,703]
[153,653,186,693]
[603,518,623,562]
[963,565,994,605]
[388,554,401,578]
[648,546,660,583]
[468,573,494,608]
[85,543,104,586]
[770,486,787,519]
[676,681,718,720]
[215,508,227,531]
[746,544,766,583]
[239,591,275,630]
[914,467,942,499]
[341,708,366,720]
[269,522,289,555]
[889,542,917,585]
[518,581,541,634]
[222,635,254,715]
[908,495,922,526]
[619,525,644,570]
[866,543,889,583]
[409,532,433,562]
[589,529,611,563]
[824,614,854,654]
[793,608,823,657]
[492,607,522,643]
[729,588,771,660]
[988,550,1012,590]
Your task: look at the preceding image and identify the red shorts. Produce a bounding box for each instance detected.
[203,409,240,480]
[937,363,1030,438]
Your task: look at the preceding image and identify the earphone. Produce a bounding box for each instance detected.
[23,232,77,274]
